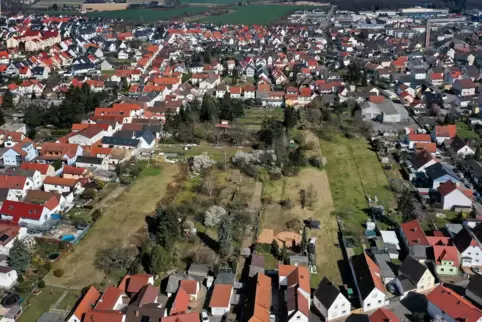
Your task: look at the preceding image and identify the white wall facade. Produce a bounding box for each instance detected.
[363,288,386,312]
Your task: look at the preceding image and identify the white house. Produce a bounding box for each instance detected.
[313,277,351,321]
[68,127,105,147]
[439,181,473,210]
[0,176,34,200]
[0,223,27,256]
[397,256,435,295]
[450,136,475,157]
[43,177,81,195]
[453,225,482,267]
[0,267,17,289]
[353,252,387,312]
[209,284,233,317]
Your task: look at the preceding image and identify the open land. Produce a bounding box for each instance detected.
[45,164,180,288]
[321,134,397,237]
[18,287,79,322]
[197,5,317,24]
[236,108,284,131]
[157,141,252,162]
[86,7,210,21]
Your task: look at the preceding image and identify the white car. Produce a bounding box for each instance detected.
[201,310,209,322]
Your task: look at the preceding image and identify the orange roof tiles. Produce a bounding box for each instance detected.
[249,273,271,322]
[44,176,78,187]
[427,285,482,322]
[71,286,101,320]
[209,284,232,308]
[171,287,190,315]
[95,286,123,311]
[435,125,457,138]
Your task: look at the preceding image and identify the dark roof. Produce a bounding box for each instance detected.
[425,163,458,181]
[0,266,14,274]
[188,264,210,277]
[101,136,139,147]
[313,277,340,309]
[453,226,478,253]
[467,274,482,300]
[451,135,468,152]
[399,256,427,284]
[250,254,265,269]
[0,188,11,202]
[135,130,155,145]
[215,272,235,285]
[465,158,482,178]
[398,276,417,291]
[412,150,433,170]
[76,156,103,165]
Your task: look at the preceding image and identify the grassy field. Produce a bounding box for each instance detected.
[456,121,480,140]
[181,0,243,3]
[236,108,284,131]
[157,141,252,162]
[198,5,313,24]
[321,135,397,236]
[261,166,343,287]
[18,288,66,322]
[86,7,210,22]
[45,164,180,288]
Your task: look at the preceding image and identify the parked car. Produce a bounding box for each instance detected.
[201,310,209,322]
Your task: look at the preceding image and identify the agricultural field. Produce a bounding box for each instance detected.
[86,7,210,22]
[321,134,397,237]
[181,0,244,4]
[32,0,82,8]
[45,163,180,288]
[198,4,314,24]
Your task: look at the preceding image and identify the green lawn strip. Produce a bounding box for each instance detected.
[57,291,80,311]
[86,7,210,22]
[18,288,65,322]
[456,121,479,140]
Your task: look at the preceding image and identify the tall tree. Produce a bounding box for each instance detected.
[283,106,298,129]
[155,206,180,250]
[1,90,14,110]
[200,94,218,122]
[149,245,171,274]
[217,215,232,257]
[8,240,31,274]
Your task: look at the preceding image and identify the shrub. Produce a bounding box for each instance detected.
[37,280,46,288]
[285,219,302,231]
[92,209,102,222]
[282,166,300,177]
[53,269,64,278]
[17,276,24,283]
[279,198,293,209]
[241,164,258,178]
[309,156,322,168]
[43,262,52,271]
[262,196,275,205]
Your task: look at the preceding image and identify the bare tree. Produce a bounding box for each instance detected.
[202,171,216,196]
[305,184,318,208]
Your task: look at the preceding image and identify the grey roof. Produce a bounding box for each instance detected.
[165,273,194,294]
[424,162,458,181]
[37,311,66,322]
[187,264,210,277]
[399,256,427,284]
[451,135,469,153]
[398,276,417,292]
[250,254,265,268]
[313,277,341,309]
[0,188,11,202]
[374,253,396,280]
[465,158,482,178]
[215,272,235,285]
[136,130,155,145]
[76,156,103,165]
[445,223,463,238]
[467,274,482,301]
[101,136,139,148]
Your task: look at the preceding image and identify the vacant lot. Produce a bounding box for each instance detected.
[45,164,180,288]
[237,108,283,131]
[18,287,74,322]
[86,7,210,22]
[199,5,313,24]
[321,135,397,236]
[261,167,342,287]
[157,141,252,162]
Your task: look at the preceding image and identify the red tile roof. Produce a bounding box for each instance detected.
[126,274,153,294]
[0,200,49,223]
[364,252,386,293]
[161,312,200,322]
[438,180,458,197]
[44,176,78,187]
[209,284,232,308]
[71,286,101,320]
[400,220,429,246]
[368,96,385,104]
[250,273,271,322]
[0,175,27,189]
[180,280,198,295]
[427,285,482,322]
[415,143,437,154]
[435,125,456,138]
[0,222,21,246]
[171,287,190,315]
[84,310,124,322]
[433,245,460,266]
[20,162,51,175]
[75,126,104,139]
[95,286,123,311]
[408,133,431,142]
[63,165,87,176]
[370,308,400,322]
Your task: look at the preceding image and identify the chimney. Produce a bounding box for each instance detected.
[425,21,431,49]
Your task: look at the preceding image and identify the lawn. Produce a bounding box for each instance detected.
[321,135,397,236]
[18,288,65,322]
[86,7,210,22]
[56,290,80,311]
[236,108,284,131]
[45,163,180,288]
[198,5,314,24]
[456,121,479,140]
[157,141,252,162]
[181,0,243,3]
[260,167,343,287]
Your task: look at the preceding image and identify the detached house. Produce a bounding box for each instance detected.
[427,285,482,322]
[432,125,456,145]
[453,224,482,267]
[396,256,435,296]
[313,277,351,321]
[438,180,472,211]
[449,135,475,157]
[278,265,311,322]
[209,284,233,317]
[399,220,430,260]
[351,252,386,312]
[453,79,477,97]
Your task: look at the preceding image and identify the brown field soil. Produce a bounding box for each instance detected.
[45,163,180,288]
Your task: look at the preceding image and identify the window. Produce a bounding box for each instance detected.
[342,311,347,314]
[341,303,345,307]
[378,300,382,304]
[367,303,371,308]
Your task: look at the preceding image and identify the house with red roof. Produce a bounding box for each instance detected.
[209,284,233,317]
[161,312,200,322]
[67,286,101,322]
[399,220,430,260]
[432,242,460,276]
[438,180,472,210]
[407,133,432,149]
[0,198,59,225]
[20,163,55,180]
[427,285,482,322]
[39,142,83,165]
[68,126,105,147]
[62,165,89,180]
[432,125,456,145]
[277,265,310,321]
[95,286,125,311]
[369,308,400,322]
[43,176,81,197]
[0,221,28,256]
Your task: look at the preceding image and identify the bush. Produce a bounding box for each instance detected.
[17,276,24,283]
[262,196,275,205]
[279,198,293,209]
[38,280,46,288]
[285,219,303,232]
[282,166,300,177]
[92,209,102,222]
[241,164,258,178]
[309,156,322,168]
[43,262,52,271]
[53,269,64,278]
